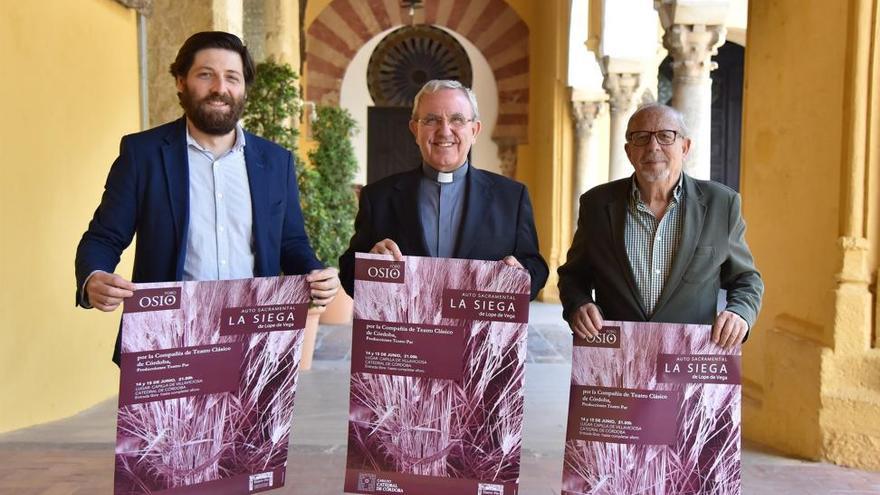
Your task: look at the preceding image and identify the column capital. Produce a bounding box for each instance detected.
[602,72,640,114]
[654,0,729,28]
[115,0,153,15]
[662,24,727,82]
[494,137,519,179]
[599,57,642,114]
[571,100,603,136]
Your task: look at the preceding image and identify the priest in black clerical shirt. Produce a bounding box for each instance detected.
[339,79,548,300]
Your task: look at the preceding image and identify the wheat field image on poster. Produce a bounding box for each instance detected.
[114,276,310,494]
[346,254,531,495]
[562,321,742,495]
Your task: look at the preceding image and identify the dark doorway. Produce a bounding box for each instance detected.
[658,42,745,190]
[709,42,744,190]
[365,25,473,184]
[366,106,421,184]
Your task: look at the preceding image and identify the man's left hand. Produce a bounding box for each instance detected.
[502,256,523,269]
[712,310,747,349]
[306,267,340,308]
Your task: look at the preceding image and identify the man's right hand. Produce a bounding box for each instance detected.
[85,271,135,312]
[570,302,604,339]
[369,239,403,260]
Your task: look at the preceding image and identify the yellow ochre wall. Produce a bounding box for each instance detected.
[741,0,880,469]
[0,1,140,433]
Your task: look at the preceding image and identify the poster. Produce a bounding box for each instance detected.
[114,276,311,494]
[562,321,742,495]
[345,253,530,495]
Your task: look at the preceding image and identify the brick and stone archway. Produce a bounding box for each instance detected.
[305,0,529,152]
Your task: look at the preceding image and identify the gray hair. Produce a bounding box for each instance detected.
[627,103,689,138]
[411,79,480,121]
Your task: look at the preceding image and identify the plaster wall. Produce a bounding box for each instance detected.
[741,0,880,469]
[0,0,140,432]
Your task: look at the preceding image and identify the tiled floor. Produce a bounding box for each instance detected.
[2,303,879,494]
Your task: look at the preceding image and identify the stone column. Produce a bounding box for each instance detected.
[570,98,602,229]
[262,0,299,67]
[656,1,728,179]
[601,57,641,181]
[147,0,246,126]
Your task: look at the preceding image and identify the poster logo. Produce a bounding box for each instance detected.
[357,472,376,492]
[124,287,181,313]
[575,326,621,348]
[478,483,504,495]
[355,259,406,284]
[248,471,274,490]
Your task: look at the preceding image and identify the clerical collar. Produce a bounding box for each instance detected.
[422,162,469,184]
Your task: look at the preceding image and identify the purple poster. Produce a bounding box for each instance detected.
[114,276,311,494]
[562,322,742,495]
[345,253,530,495]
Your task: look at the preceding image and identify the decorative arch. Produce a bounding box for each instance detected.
[305,0,530,145]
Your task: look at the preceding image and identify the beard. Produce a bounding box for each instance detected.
[178,85,245,136]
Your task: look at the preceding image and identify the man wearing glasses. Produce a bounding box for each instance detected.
[557,104,763,349]
[339,79,548,300]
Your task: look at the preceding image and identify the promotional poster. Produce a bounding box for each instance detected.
[114,276,311,494]
[345,253,531,495]
[562,321,742,495]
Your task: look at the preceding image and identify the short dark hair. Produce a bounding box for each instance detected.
[169,31,255,85]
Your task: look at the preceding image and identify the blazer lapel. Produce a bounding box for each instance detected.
[606,186,649,319]
[454,167,493,259]
[161,118,190,278]
[653,174,706,315]
[392,168,429,256]
[244,141,268,274]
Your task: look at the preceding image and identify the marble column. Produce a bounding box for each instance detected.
[601,58,641,181]
[570,99,602,229]
[656,1,728,179]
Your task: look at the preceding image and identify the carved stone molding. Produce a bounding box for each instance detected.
[662,24,726,82]
[602,72,640,114]
[571,100,602,137]
[115,0,153,16]
[494,138,519,178]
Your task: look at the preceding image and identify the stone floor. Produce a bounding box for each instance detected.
[2,303,879,494]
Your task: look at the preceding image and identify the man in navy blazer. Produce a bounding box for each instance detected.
[339,80,548,299]
[75,32,340,363]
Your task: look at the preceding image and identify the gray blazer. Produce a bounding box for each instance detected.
[558,174,763,329]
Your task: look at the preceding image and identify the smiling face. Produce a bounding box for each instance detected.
[176,48,246,136]
[624,106,691,184]
[409,89,482,172]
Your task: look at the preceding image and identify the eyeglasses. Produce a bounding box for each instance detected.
[626,130,681,146]
[415,114,476,128]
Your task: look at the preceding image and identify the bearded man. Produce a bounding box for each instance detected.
[75,31,339,364]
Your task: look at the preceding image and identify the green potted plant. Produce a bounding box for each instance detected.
[243,60,358,272]
[303,105,359,323]
[242,60,356,365]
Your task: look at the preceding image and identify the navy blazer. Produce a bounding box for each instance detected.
[75,118,322,359]
[339,166,549,300]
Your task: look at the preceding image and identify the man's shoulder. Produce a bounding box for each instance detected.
[580,177,629,203]
[471,167,525,192]
[687,175,739,201]
[120,118,184,147]
[360,167,421,195]
[242,130,292,158]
